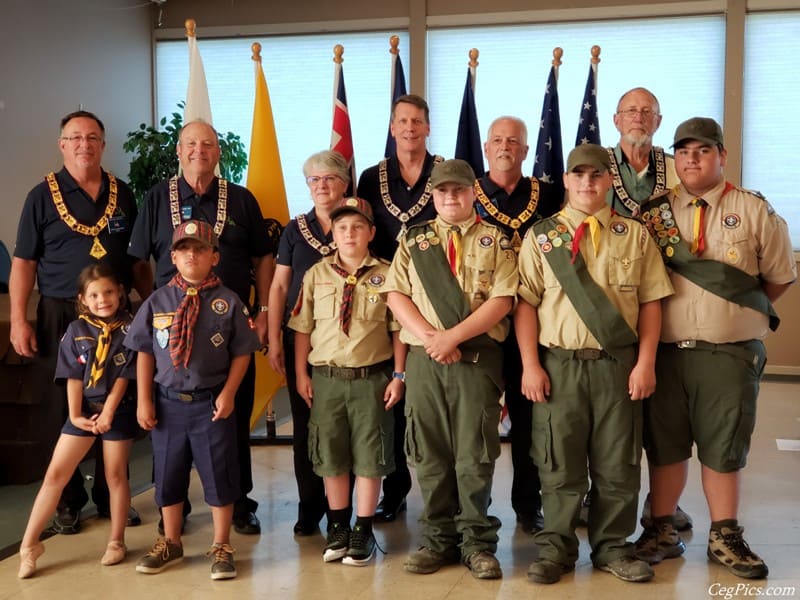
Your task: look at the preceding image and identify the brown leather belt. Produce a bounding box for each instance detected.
[313,361,391,380]
[547,347,612,360]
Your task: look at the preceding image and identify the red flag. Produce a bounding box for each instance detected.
[331,45,356,194]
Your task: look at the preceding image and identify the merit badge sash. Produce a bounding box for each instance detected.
[406,223,503,389]
[640,189,779,331]
[532,218,638,365]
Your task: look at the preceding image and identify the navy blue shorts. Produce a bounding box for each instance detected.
[60,395,139,441]
[151,386,240,507]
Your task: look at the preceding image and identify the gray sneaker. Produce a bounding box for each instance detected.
[323,523,351,562]
[207,543,236,580]
[597,556,654,582]
[634,518,686,564]
[136,538,183,574]
[404,547,459,574]
[465,551,502,579]
[707,524,768,579]
[641,494,693,531]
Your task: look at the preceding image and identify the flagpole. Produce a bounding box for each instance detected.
[331,44,357,192]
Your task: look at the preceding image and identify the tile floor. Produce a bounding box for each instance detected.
[1,378,798,600]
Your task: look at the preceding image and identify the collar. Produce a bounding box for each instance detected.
[479,174,529,199]
[178,175,219,201]
[435,210,479,234]
[58,167,109,196]
[675,179,727,208]
[326,252,381,271]
[613,144,655,171]
[386,151,434,182]
[561,204,612,229]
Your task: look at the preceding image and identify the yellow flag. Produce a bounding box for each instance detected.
[247,43,289,431]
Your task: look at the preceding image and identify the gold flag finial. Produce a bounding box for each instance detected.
[591,45,601,65]
[468,48,479,69]
[389,35,400,55]
[552,47,563,67]
[252,42,262,62]
[185,18,196,38]
[333,44,344,64]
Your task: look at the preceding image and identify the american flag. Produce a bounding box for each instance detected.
[576,62,601,146]
[331,47,356,195]
[533,64,564,200]
[454,66,485,177]
[384,38,408,158]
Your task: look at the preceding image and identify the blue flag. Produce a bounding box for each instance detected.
[384,51,408,158]
[454,67,484,177]
[533,66,564,200]
[576,63,601,146]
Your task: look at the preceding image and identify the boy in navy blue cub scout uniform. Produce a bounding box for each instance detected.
[125,220,261,580]
[289,197,407,566]
[384,159,518,580]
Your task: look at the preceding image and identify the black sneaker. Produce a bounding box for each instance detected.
[135,538,184,574]
[323,523,351,562]
[707,524,768,579]
[342,525,375,566]
[207,543,237,580]
[232,511,261,535]
[53,507,81,535]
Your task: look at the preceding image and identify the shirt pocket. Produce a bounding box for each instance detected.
[356,286,388,322]
[715,229,757,274]
[608,255,642,291]
[312,284,336,320]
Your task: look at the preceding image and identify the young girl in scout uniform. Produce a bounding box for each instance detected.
[18,263,137,578]
[125,220,261,580]
[289,197,406,566]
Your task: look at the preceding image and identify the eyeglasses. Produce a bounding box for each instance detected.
[61,134,104,145]
[616,108,659,119]
[306,175,341,186]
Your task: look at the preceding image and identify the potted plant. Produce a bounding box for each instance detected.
[123,101,248,204]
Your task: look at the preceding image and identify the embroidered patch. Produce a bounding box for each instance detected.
[499,236,512,250]
[415,233,426,244]
[479,235,495,248]
[561,232,572,242]
[369,274,385,286]
[669,235,680,244]
[210,332,225,347]
[663,219,675,228]
[211,299,229,315]
[430,236,441,246]
[152,314,173,330]
[156,328,169,349]
[726,247,739,263]
[659,202,670,211]
[611,222,628,235]
[541,242,553,253]
[547,230,558,240]
[418,240,430,251]
[536,233,548,245]
[661,210,673,220]
[78,353,87,365]
[552,237,563,248]
[113,352,126,366]
[185,222,197,234]
[723,213,741,229]
[425,230,435,239]
[666,246,675,258]
[555,224,567,234]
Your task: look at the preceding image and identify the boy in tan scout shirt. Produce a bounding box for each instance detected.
[515,144,673,585]
[289,197,407,567]
[384,159,518,580]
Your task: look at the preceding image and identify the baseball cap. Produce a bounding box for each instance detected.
[673,117,724,147]
[329,197,375,224]
[566,144,611,173]
[429,159,476,188]
[171,220,219,250]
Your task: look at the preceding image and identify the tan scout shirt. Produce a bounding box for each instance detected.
[288,253,399,367]
[383,213,519,345]
[661,181,796,343]
[518,204,674,350]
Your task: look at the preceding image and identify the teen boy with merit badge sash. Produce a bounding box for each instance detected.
[357,94,443,523]
[10,110,149,535]
[289,197,406,567]
[515,144,673,585]
[474,115,561,535]
[633,117,795,579]
[384,159,517,580]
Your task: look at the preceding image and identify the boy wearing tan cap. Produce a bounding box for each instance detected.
[515,144,673,584]
[289,197,407,567]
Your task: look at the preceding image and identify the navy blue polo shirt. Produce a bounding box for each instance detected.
[127,177,272,303]
[475,174,561,240]
[276,209,332,324]
[356,152,440,261]
[14,168,138,297]
[125,283,261,391]
[54,314,136,400]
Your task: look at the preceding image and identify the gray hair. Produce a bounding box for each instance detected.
[302,150,350,182]
[487,116,528,146]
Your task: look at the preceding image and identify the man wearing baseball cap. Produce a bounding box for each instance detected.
[385,159,518,579]
[516,144,673,584]
[634,118,795,579]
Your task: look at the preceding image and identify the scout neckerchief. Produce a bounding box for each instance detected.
[46,171,118,259]
[379,154,444,241]
[169,176,228,238]
[606,146,667,217]
[296,213,336,256]
[405,220,503,389]
[330,261,372,336]
[474,177,540,253]
[640,184,780,331]
[570,215,601,264]
[168,272,222,368]
[532,213,638,365]
[79,313,126,388]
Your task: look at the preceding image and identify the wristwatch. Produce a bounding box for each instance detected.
[392,371,406,382]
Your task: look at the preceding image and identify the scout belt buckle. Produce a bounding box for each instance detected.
[676,340,697,349]
[178,392,193,402]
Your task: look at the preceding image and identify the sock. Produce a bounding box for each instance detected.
[327,507,352,529]
[354,515,373,533]
[710,518,738,531]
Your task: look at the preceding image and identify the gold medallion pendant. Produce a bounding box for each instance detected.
[511,231,522,253]
[90,236,107,259]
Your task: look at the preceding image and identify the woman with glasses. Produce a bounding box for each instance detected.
[267,150,350,536]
